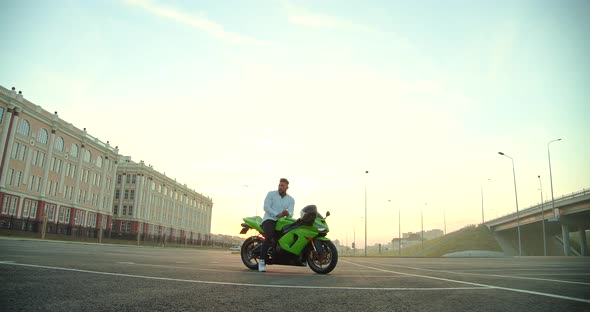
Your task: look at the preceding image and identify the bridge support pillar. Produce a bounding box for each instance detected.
[579,227,587,256]
[562,224,571,256]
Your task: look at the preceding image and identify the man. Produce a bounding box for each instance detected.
[259,178,295,272]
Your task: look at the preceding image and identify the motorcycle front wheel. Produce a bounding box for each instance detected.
[307,240,338,274]
[241,236,263,270]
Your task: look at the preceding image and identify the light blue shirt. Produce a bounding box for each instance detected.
[262,190,295,222]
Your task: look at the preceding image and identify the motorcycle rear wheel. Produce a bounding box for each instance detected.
[241,236,263,270]
[307,240,338,274]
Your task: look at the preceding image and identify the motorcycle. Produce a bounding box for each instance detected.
[239,205,338,274]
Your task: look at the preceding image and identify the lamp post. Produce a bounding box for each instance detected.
[443,206,447,235]
[548,139,562,219]
[398,203,401,256]
[480,179,491,224]
[538,175,547,256]
[353,224,356,256]
[422,203,426,250]
[389,199,402,256]
[364,170,368,257]
[498,152,522,256]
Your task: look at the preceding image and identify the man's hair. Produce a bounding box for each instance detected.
[279,178,289,185]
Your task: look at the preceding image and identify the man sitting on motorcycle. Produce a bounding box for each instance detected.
[259,178,295,272]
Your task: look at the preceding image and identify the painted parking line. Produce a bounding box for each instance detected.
[342,260,590,304]
[1,261,487,291]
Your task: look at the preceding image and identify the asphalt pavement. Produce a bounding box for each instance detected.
[1,237,589,311]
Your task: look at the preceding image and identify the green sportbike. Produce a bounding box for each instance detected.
[239,205,338,274]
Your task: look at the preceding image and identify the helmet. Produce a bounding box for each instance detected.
[300,205,318,225]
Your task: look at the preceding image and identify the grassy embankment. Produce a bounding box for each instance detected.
[400,225,503,257]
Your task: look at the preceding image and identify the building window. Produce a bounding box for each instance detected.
[130,190,135,200]
[15,170,22,187]
[0,106,4,124]
[126,174,131,184]
[18,145,26,161]
[7,168,14,185]
[23,200,31,218]
[128,206,133,216]
[30,200,38,219]
[124,190,129,199]
[55,136,64,152]
[74,210,86,226]
[11,142,19,159]
[32,150,39,166]
[115,190,120,199]
[38,128,49,144]
[17,119,30,136]
[117,175,122,184]
[84,150,91,163]
[59,207,71,223]
[29,175,35,191]
[87,213,97,228]
[132,175,136,184]
[113,205,118,215]
[122,206,127,215]
[39,152,45,167]
[70,144,79,158]
[96,156,102,168]
[47,204,57,221]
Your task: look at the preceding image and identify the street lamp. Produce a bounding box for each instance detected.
[422,203,426,250]
[443,206,447,236]
[389,199,402,256]
[548,139,562,219]
[399,204,401,256]
[538,175,547,256]
[481,179,491,224]
[498,152,522,256]
[364,170,368,257]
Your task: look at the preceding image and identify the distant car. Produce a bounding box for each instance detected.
[229,246,241,251]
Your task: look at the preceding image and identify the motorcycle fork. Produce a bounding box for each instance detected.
[309,238,326,259]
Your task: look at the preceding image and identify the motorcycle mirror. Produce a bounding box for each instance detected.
[326,211,330,217]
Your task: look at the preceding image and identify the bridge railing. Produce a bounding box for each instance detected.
[487,187,590,224]
[523,188,590,214]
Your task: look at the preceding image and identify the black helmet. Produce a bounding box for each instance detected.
[300,205,318,225]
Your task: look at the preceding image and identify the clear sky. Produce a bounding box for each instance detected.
[2,0,589,246]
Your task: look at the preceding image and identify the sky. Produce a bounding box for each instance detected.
[1,0,589,247]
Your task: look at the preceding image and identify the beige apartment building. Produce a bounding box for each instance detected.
[114,158,213,244]
[0,85,212,244]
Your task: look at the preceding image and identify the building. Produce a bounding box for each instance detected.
[0,86,119,239]
[0,85,213,244]
[112,157,213,244]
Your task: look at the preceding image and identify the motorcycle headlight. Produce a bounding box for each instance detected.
[317,226,327,232]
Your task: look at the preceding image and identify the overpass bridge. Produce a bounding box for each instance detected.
[485,188,590,256]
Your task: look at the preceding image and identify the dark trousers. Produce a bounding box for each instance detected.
[260,220,277,262]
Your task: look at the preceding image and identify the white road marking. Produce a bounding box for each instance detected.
[370,262,590,286]
[342,260,590,304]
[1,261,486,291]
[116,262,135,265]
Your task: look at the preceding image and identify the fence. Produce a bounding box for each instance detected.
[0,216,239,249]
